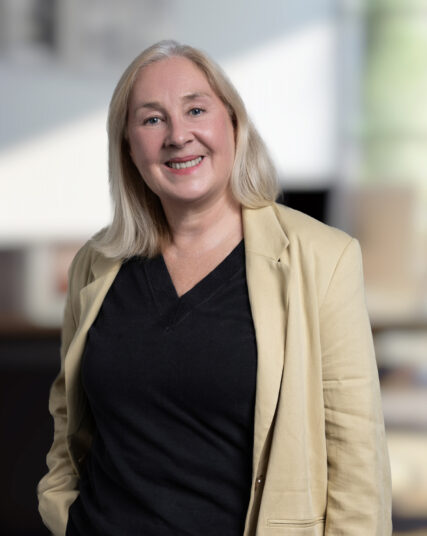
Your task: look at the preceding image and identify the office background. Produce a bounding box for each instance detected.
[1,0,426,534]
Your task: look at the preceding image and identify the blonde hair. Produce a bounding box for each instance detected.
[92,40,279,259]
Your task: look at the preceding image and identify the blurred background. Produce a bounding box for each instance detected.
[0,0,426,534]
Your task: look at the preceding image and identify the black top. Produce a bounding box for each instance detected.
[66,240,258,536]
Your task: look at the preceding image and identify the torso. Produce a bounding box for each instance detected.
[66,237,257,536]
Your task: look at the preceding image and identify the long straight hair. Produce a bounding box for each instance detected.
[92,40,279,259]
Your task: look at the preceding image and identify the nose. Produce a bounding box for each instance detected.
[164,115,193,148]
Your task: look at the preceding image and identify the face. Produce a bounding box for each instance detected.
[126,56,236,210]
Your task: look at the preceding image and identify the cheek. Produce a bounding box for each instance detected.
[129,134,157,168]
[204,116,235,155]
[219,116,236,152]
[220,125,236,167]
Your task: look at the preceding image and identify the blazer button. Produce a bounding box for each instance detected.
[255,475,264,491]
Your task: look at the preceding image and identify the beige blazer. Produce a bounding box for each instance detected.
[38,203,392,535]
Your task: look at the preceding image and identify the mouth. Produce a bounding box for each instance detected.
[165,156,204,170]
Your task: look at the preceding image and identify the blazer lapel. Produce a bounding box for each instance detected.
[243,204,290,477]
[65,252,122,434]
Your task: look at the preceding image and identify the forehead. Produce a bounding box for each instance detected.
[129,56,214,104]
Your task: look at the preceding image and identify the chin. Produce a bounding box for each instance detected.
[167,185,214,201]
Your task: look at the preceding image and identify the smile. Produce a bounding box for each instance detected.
[166,156,203,169]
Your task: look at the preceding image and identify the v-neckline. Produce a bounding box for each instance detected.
[145,239,245,320]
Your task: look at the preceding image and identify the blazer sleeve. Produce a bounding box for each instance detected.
[320,238,392,535]
[37,250,85,536]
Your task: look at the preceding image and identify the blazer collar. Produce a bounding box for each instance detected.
[90,248,122,281]
[243,204,289,261]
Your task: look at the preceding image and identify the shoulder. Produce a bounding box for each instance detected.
[271,202,353,255]
[68,242,96,285]
[67,229,111,290]
[270,204,361,306]
[243,202,355,266]
[65,231,119,321]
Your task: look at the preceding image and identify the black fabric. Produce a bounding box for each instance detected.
[66,240,257,536]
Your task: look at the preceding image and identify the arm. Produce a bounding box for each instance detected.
[320,238,392,534]
[37,252,83,536]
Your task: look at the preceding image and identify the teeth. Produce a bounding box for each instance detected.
[167,156,203,169]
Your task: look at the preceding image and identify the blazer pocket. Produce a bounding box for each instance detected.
[267,516,325,528]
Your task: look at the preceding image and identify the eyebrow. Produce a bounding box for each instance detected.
[183,91,212,102]
[133,92,213,114]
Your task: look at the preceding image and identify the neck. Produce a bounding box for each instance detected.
[161,192,243,256]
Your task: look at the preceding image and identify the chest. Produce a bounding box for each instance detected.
[162,242,243,298]
[82,242,256,409]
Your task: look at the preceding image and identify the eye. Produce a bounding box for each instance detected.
[143,116,162,126]
[189,107,204,117]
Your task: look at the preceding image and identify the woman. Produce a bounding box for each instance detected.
[38,40,392,535]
